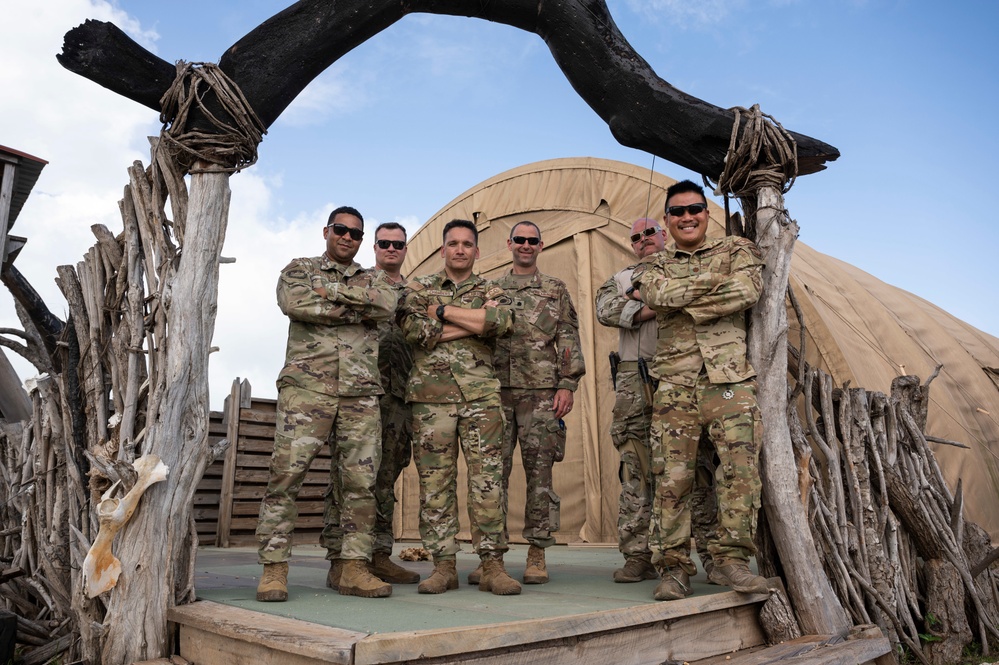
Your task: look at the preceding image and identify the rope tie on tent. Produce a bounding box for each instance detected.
[706,104,798,199]
[157,61,266,175]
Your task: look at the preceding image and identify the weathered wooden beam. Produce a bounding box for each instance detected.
[58,0,839,179]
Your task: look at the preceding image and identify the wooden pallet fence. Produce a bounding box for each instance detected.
[195,379,331,547]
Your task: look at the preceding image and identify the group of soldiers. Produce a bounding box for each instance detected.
[255,178,770,605]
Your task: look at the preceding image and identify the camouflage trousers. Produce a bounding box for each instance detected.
[610,370,654,557]
[323,393,412,558]
[611,371,718,561]
[494,387,564,548]
[256,386,381,564]
[649,374,762,574]
[411,394,508,559]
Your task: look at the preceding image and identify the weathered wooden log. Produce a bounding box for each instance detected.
[58,0,839,179]
[98,166,230,665]
[749,185,850,636]
[923,559,973,665]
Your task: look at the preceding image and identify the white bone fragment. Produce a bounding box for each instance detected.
[82,454,169,598]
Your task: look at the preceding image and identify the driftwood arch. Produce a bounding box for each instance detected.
[9,1,845,662]
[59,0,838,177]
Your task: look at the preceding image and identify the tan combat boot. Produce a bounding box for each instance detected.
[467,563,483,585]
[369,552,420,584]
[325,558,343,591]
[523,545,549,584]
[708,559,770,594]
[479,556,522,596]
[338,559,392,598]
[653,569,692,601]
[702,556,718,584]
[418,558,458,594]
[613,553,658,583]
[256,561,289,602]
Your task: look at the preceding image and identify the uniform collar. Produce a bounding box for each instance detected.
[320,253,362,277]
[664,235,724,258]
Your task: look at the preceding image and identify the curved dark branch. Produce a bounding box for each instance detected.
[58,0,838,179]
[1,264,65,372]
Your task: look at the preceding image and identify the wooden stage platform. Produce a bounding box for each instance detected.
[168,544,892,665]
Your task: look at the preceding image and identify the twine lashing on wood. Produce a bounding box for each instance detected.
[158,61,266,174]
[707,103,798,199]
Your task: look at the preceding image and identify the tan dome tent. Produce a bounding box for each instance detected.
[397,156,999,545]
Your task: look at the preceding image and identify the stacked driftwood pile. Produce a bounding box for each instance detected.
[0,148,197,663]
[760,297,999,664]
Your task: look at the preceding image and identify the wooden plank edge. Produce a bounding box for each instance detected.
[354,588,769,663]
[169,599,367,661]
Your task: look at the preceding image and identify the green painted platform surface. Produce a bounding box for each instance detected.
[194,544,728,635]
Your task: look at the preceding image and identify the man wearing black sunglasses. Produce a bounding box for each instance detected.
[471,221,585,586]
[325,221,422,590]
[632,180,769,602]
[256,206,397,602]
[398,219,521,595]
[595,217,663,584]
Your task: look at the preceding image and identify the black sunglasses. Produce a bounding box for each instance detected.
[511,236,541,246]
[375,239,406,250]
[666,203,708,217]
[630,226,660,244]
[328,223,364,241]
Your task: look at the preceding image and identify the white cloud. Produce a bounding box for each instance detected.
[276,67,363,129]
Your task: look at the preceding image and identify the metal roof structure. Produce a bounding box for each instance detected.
[1,144,47,420]
[1,144,48,267]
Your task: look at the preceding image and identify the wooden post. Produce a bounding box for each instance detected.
[747,184,851,636]
[98,166,231,664]
[216,378,250,547]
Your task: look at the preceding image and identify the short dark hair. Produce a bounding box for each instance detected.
[328,205,364,226]
[442,219,478,245]
[510,220,541,240]
[375,222,407,240]
[664,180,707,211]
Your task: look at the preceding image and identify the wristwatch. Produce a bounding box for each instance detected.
[436,304,447,322]
[625,286,636,297]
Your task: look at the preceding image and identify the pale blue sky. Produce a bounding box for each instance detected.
[2,0,997,405]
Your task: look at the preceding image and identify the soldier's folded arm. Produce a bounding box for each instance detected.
[438,303,514,339]
[399,291,445,351]
[595,275,635,328]
[683,245,765,323]
[330,279,398,323]
[635,267,723,314]
[276,270,352,325]
[681,268,762,323]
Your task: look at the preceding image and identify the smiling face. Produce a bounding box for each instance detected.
[441,225,479,279]
[323,212,363,265]
[664,191,709,252]
[507,222,542,272]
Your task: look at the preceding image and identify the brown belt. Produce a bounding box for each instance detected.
[617,360,649,371]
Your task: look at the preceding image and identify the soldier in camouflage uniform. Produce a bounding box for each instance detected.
[474,221,585,585]
[397,219,522,596]
[596,219,720,584]
[323,222,421,589]
[256,206,397,603]
[632,180,769,601]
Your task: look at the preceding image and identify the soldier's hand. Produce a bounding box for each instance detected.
[553,388,574,419]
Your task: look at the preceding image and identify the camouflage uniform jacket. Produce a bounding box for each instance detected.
[595,265,658,362]
[378,279,414,400]
[633,236,763,387]
[398,270,514,403]
[276,254,397,397]
[492,270,585,391]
